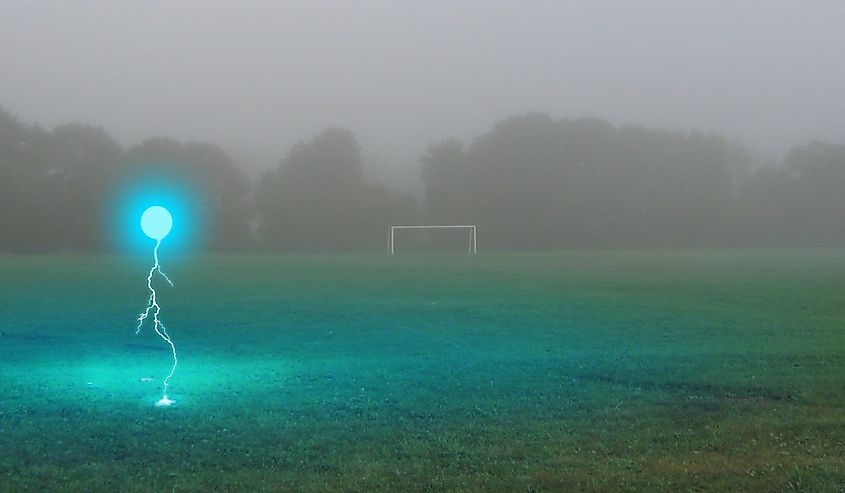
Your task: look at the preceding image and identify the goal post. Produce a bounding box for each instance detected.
[389,225,477,255]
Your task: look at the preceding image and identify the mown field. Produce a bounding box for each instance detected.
[1,251,843,492]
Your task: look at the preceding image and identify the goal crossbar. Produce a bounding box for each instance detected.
[389,225,477,254]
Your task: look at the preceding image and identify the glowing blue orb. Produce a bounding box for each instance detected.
[141,206,173,241]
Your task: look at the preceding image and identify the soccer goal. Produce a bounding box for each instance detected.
[389,225,477,255]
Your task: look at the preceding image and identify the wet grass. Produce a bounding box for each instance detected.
[1,250,844,491]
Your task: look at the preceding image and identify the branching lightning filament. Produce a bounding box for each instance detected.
[137,239,177,404]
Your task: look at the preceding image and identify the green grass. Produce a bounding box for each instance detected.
[1,250,844,492]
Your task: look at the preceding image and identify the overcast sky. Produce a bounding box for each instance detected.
[2,1,844,183]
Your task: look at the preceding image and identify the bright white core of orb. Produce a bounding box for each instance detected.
[141,206,173,241]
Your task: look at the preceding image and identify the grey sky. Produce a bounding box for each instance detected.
[2,1,843,184]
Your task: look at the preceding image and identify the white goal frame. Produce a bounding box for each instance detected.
[389,225,477,255]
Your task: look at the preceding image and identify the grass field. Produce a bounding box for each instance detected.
[1,251,844,492]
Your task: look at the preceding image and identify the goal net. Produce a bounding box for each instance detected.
[389,225,477,254]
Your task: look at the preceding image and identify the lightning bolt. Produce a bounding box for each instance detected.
[137,239,177,405]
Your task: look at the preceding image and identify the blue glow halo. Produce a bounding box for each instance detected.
[108,164,205,255]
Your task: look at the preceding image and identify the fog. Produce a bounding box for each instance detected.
[2,1,845,253]
[3,1,844,176]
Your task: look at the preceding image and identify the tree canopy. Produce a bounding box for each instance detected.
[2,106,844,253]
[256,128,416,251]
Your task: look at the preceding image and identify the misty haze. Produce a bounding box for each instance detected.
[1,2,844,492]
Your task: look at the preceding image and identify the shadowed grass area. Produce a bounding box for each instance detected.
[1,251,843,491]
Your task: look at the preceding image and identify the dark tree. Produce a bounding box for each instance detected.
[420,139,470,224]
[420,113,743,248]
[256,128,416,251]
[48,123,123,251]
[783,141,845,244]
[0,108,59,252]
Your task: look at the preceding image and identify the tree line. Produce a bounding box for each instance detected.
[1,106,844,253]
